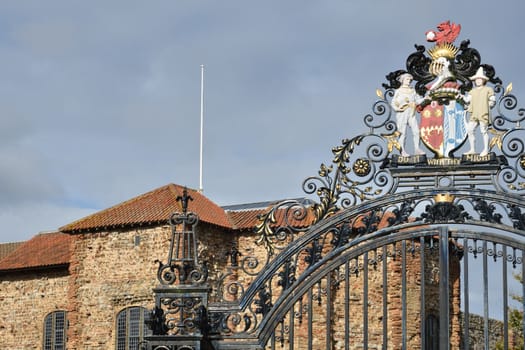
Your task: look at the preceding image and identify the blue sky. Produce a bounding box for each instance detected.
[1,1,525,243]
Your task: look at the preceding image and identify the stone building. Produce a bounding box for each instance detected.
[0,183,477,349]
[0,184,520,350]
[0,183,276,349]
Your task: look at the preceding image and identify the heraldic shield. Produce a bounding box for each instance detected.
[420,99,467,158]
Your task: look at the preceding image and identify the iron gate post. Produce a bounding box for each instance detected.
[439,226,450,350]
[143,285,211,350]
[142,188,212,350]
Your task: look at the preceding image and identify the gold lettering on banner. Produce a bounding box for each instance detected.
[427,158,461,166]
[462,154,492,163]
[396,154,426,164]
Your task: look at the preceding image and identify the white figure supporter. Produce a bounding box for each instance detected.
[392,73,426,156]
[463,67,495,157]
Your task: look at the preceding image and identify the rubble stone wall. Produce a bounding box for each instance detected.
[0,269,69,349]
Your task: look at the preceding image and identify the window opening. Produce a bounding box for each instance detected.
[43,310,66,350]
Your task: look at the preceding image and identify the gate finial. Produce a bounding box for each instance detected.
[176,187,193,214]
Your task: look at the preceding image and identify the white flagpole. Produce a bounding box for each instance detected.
[199,65,204,193]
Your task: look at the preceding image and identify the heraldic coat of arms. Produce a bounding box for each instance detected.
[384,21,502,160]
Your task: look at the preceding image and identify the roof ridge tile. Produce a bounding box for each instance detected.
[60,183,232,233]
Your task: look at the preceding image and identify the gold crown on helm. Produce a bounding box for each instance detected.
[427,42,459,60]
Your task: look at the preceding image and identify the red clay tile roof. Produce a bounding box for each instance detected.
[227,206,397,232]
[0,242,24,260]
[227,209,266,230]
[0,232,71,272]
[60,184,233,233]
[227,207,316,231]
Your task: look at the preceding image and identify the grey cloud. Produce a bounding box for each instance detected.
[0,1,524,244]
[0,149,64,206]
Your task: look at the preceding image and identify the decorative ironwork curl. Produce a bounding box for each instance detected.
[312,282,328,305]
[495,128,525,193]
[158,296,205,336]
[468,240,485,259]
[493,86,525,129]
[188,263,208,284]
[486,242,503,262]
[363,94,395,130]
[308,133,394,214]
[156,263,177,285]
[169,211,199,227]
[156,261,208,286]
[293,303,305,321]
[499,86,518,110]
[212,270,239,302]
[255,199,311,257]
[368,248,384,269]
[464,241,524,268]
[209,301,259,335]
[510,248,523,268]
[501,129,525,158]
[240,255,263,276]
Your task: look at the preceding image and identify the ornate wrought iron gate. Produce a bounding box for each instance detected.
[142,22,525,349]
[197,189,524,349]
